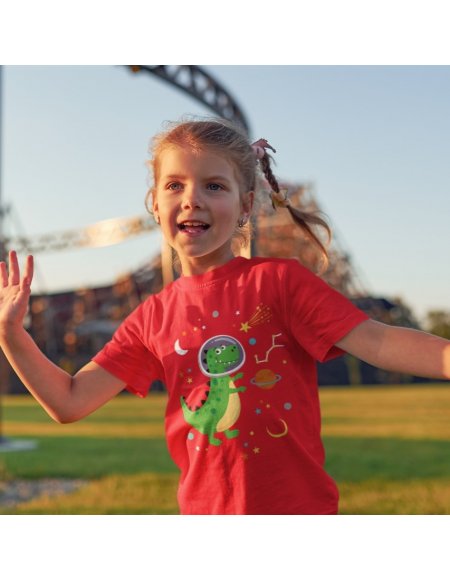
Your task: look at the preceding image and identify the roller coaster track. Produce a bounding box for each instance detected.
[126,66,250,133]
[2,66,368,297]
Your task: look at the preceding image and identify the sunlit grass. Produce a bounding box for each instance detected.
[1,385,450,514]
[5,473,180,515]
[321,385,450,439]
[2,393,168,437]
[338,478,450,514]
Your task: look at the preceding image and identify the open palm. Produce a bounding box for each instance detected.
[0,250,34,329]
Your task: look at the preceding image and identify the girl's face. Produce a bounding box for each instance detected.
[153,146,253,276]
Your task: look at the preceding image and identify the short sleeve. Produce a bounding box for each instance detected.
[282,260,369,362]
[92,302,162,397]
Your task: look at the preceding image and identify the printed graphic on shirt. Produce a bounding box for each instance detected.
[239,399,293,461]
[176,302,294,457]
[180,335,247,446]
[266,418,289,438]
[238,308,291,459]
[239,303,272,333]
[250,368,282,389]
[253,333,285,364]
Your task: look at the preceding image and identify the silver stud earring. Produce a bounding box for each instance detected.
[238,216,247,228]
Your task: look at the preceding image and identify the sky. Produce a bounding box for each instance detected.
[2,65,449,324]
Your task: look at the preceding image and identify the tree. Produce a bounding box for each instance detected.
[425,310,450,340]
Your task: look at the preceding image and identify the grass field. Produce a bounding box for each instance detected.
[1,384,450,514]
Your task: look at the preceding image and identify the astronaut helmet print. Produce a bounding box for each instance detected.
[198,335,246,378]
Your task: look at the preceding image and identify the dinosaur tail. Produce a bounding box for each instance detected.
[180,390,210,421]
[180,396,195,422]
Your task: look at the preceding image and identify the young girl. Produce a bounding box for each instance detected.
[1,118,449,515]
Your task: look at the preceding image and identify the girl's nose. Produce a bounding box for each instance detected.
[181,185,203,209]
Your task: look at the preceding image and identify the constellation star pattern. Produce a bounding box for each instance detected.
[254,333,285,364]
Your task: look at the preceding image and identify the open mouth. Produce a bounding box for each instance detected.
[177,221,210,233]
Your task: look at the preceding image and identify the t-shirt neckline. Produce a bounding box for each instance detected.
[174,256,249,290]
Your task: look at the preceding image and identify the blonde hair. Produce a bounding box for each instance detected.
[146,117,331,270]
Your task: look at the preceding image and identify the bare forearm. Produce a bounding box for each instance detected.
[374,326,450,379]
[0,251,126,422]
[339,320,450,380]
[0,326,73,422]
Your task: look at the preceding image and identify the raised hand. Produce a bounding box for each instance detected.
[0,250,34,332]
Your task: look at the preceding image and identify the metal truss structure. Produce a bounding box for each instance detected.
[3,66,367,297]
[6,214,158,254]
[127,66,250,133]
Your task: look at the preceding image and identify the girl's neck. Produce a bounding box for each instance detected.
[179,248,236,277]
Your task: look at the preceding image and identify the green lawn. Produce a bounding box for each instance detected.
[1,384,450,514]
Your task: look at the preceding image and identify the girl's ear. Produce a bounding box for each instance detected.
[242,191,254,215]
[145,187,156,216]
[150,192,160,225]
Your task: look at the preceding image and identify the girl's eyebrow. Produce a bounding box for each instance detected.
[207,175,231,184]
[164,174,185,180]
[164,174,231,184]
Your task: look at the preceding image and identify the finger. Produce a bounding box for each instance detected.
[8,250,20,286]
[22,255,34,289]
[0,261,7,287]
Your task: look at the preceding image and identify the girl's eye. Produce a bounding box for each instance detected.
[207,183,223,191]
[167,182,183,191]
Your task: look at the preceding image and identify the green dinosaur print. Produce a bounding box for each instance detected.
[181,342,247,446]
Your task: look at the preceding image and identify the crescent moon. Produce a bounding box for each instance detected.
[174,339,189,356]
[266,419,288,438]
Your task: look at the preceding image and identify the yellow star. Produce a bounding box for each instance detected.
[187,377,193,384]
[242,453,249,461]
[240,321,250,333]
[253,447,260,454]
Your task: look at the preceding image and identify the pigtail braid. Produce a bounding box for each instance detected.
[260,151,331,271]
[260,154,279,194]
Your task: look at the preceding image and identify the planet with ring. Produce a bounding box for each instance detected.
[250,368,282,389]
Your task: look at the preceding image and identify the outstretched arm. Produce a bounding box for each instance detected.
[336,319,450,380]
[0,251,126,423]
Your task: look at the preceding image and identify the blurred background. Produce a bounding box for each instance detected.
[1,65,449,390]
[3,66,450,316]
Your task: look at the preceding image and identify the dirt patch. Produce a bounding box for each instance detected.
[0,478,87,508]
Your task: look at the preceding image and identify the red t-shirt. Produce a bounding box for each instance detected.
[93,256,369,514]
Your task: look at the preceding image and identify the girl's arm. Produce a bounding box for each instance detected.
[336,319,450,380]
[0,251,126,423]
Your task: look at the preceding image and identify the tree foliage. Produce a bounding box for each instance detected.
[425,310,450,340]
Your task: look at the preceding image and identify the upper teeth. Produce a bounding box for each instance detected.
[181,222,206,226]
